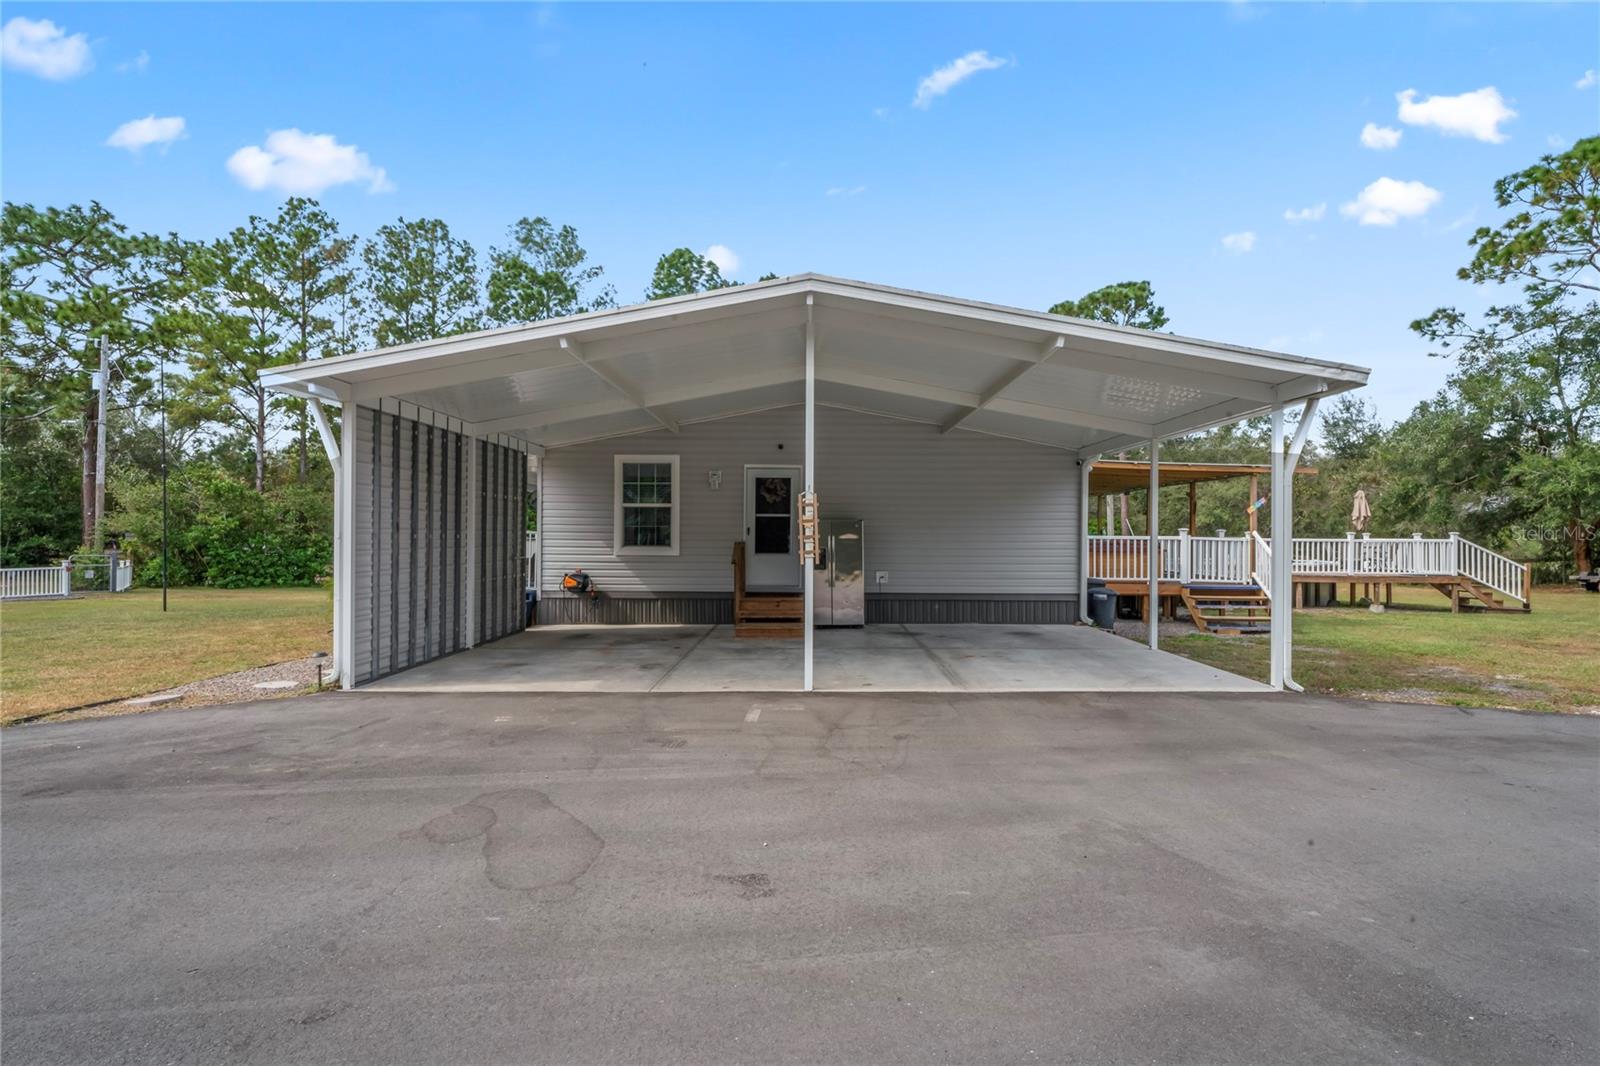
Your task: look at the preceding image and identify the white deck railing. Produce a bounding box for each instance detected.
[1089,530,1529,604]
[1251,532,1273,599]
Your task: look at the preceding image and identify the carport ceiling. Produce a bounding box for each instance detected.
[262,274,1370,457]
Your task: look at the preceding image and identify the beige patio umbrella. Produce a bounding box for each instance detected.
[1351,489,1372,532]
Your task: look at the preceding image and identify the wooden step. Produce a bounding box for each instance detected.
[740,594,803,618]
[735,622,803,639]
[1181,585,1270,635]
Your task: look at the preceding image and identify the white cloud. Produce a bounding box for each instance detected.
[872,106,891,120]
[1283,203,1327,223]
[825,185,866,197]
[116,50,150,75]
[106,115,186,153]
[912,50,1009,109]
[1359,122,1402,150]
[1221,231,1257,254]
[1,16,92,80]
[1340,177,1441,226]
[704,244,739,277]
[226,129,393,195]
[1577,70,1597,90]
[1396,87,1516,143]
[1548,134,1570,150]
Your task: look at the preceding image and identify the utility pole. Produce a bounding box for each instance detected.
[93,334,110,551]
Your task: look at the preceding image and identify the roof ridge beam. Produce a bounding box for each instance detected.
[561,336,679,434]
[942,336,1066,433]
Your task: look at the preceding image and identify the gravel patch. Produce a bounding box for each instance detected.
[38,656,335,724]
[1112,618,1245,643]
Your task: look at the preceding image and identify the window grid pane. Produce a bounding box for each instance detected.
[623,505,672,547]
[622,463,672,505]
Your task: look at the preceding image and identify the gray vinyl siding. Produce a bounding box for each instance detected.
[349,404,525,684]
[539,405,1078,600]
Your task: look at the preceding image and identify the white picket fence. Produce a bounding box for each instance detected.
[0,559,134,600]
[1089,530,1529,604]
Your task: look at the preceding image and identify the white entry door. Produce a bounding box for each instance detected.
[744,466,802,590]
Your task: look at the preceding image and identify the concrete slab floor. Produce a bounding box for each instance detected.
[366,623,1266,694]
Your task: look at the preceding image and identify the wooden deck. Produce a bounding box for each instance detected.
[1102,572,1529,627]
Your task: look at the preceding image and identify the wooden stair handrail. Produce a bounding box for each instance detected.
[732,541,745,620]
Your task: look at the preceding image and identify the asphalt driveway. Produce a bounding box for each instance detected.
[3,691,1596,1064]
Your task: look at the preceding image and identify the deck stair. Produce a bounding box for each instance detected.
[732,541,803,638]
[1180,584,1271,635]
[1435,577,1524,612]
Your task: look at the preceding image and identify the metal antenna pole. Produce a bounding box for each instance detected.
[160,352,169,612]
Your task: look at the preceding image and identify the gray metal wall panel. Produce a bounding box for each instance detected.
[350,407,376,683]
[537,593,735,626]
[539,405,1079,598]
[349,405,485,684]
[865,594,1079,625]
[470,439,526,646]
[533,592,1076,626]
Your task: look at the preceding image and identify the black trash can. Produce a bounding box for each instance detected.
[1088,587,1117,629]
[525,589,537,628]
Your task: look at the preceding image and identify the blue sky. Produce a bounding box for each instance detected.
[4,2,1597,422]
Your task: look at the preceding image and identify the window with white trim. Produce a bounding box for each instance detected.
[614,455,680,555]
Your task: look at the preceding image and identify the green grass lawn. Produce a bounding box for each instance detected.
[1,588,331,722]
[1164,584,1599,713]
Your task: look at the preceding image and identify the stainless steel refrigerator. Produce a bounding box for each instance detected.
[812,517,864,626]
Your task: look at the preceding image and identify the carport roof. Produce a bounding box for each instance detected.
[262,273,1370,458]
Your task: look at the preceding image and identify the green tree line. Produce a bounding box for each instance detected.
[1,200,754,581]
[2,138,1594,585]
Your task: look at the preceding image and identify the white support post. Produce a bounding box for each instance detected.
[1448,531,1460,576]
[1268,407,1287,689]
[1345,531,1356,574]
[1147,437,1160,651]
[464,430,478,649]
[536,457,545,616]
[1178,527,1191,584]
[803,295,816,692]
[1279,396,1317,691]
[333,401,356,688]
[1078,458,1094,623]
